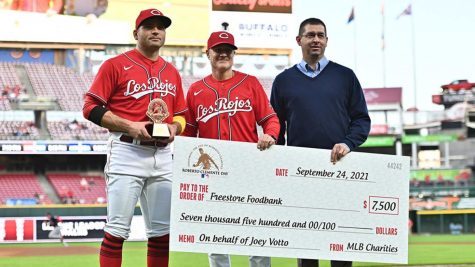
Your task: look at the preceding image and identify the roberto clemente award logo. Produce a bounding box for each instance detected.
[193,148,219,170]
[183,144,228,178]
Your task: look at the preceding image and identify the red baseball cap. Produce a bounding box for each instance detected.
[135,8,171,29]
[207,31,238,50]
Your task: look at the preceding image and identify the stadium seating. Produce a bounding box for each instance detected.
[0,63,22,89]
[47,173,106,204]
[47,120,109,140]
[182,76,200,92]
[0,121,40,140]
[24,63,90,111]
[0,173,51,204]
[0,62,91,111]
[0,99,11,111]
[0,63,26,111]
[258,77,274,96]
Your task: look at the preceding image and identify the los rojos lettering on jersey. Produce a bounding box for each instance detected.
[197,97,252,122]
[125,77,177,99]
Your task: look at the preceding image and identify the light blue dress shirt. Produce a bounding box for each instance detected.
[296,56,329,78]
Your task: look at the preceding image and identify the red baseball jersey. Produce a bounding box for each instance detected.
[85,49,187,123]
[183,71,278,142]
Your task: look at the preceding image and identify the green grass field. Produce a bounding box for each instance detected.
[0,234,474,267]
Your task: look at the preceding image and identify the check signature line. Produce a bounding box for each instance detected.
[179,221,374,234]
[197,241,321,251]
[206,200,360,213]
[338,226,373,230]
[289,175,376,183]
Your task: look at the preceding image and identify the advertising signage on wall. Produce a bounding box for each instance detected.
[0,216,146,243]
[212,0,292,13]
[36,218,107,240]
[402,134,458,144]
[410,168,471,182]
[0,141,107,154]
[360,136,396,147]
[432,92,475,106]
[210,0,293,49]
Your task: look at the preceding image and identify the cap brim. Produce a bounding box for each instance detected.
[160,16,172,28]
[138,15,172,29]
[209,42,238,50]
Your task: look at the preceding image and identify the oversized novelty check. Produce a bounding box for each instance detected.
[170,137,409,264]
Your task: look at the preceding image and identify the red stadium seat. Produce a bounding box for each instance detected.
[0,173,52,204]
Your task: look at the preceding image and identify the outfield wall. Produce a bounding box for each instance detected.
[0,204,141,217]
[0,215,147,243]
[417,209,475,234]
[0,205,144,243]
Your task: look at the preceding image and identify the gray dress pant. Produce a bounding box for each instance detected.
[298,259,352,267]
[209,253,271,267]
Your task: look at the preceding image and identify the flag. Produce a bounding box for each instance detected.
[397,4,412,19]
[347,7,355,24]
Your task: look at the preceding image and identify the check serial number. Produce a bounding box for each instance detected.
[387,162,402,170]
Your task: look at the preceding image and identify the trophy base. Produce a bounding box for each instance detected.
[147,123,170,139]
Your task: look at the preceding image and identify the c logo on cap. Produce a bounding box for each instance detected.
[219,32,230,39]
[151,9,162,15]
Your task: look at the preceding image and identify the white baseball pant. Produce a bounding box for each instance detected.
[48,226,62,239]
[103,133,173,239]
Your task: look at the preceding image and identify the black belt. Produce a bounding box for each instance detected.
[119,135,167,147]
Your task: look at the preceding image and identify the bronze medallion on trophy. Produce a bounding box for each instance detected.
[146,98,170,138]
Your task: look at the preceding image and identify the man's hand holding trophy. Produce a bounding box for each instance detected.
[146,98,180,144]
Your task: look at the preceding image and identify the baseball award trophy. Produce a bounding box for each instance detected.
[146,98,170,138]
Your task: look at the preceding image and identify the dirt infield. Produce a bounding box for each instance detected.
[0,246,98,258]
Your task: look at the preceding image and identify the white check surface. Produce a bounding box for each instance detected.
[170,137,409,264]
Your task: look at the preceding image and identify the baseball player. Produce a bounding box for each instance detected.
[82,8,187,267]
[45,212,67,247]
[183,31,279,267]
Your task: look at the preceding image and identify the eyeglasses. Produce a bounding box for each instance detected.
[301,32,326,39]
